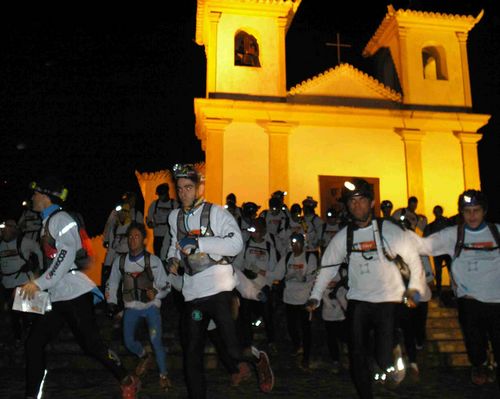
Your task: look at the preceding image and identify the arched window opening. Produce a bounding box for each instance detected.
[422,46,447,80]
[235,31,261,67]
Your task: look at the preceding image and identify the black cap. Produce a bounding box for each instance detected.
[458,189,488,212]
[341,179,374,203]
[30,176,68,202]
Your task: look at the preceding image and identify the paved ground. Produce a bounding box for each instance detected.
[0,293,498,399]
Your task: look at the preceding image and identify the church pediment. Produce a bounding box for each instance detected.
[288,63,402,103]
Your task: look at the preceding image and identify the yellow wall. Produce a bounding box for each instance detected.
[288,126,408,211]
[222,122,269,208]
[216,14,282,96]
[404,30,466,106]
[421,130,465,219]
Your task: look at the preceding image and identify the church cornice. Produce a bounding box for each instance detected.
[196,0,301,46]
[288,63,402,103]
[363,5,484,57]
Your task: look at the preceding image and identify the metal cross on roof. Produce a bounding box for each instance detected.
[326,33,352,65]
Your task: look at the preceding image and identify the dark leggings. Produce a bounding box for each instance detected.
[458,298,500,387]
[347,300,397,399]
[324,319,347,362]
[25,292,127,397]
[285,303,312,363]
[182,291,244,399]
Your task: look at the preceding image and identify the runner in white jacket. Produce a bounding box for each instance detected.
[19,177,139,399]
[166,163,273,398]
[305,179,426,399]
[418,189,500,388]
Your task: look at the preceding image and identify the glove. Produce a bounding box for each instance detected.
[178,236,198,255]
[304,298,319,312]
[257,286,270,303]
[106,303,119,319]
[243,269,258,280]
[403,289,420,308]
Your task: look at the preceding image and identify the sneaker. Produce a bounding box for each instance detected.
[135,353,154,377]
[256,351,274,393]
[471,366,488,386]
[159,374,173,391]
[231,362,252,387]
[121,374,141,399]
[385,366,405,389]
[408,362,420,382]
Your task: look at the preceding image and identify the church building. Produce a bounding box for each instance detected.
[192,0,490,219]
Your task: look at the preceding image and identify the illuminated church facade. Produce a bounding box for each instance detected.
[192,0,490,219]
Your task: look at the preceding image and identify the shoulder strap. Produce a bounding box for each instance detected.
[454,223,465,259]
[176,209,186,241]
[305,251,318,264]
[200,202,213,236]
[285,251,292,267]
[16,234,28,263]
[243,237,251,259]
[345,222,355,264]
[119,253,127,274]
[144,252,154,281]
[153,199,159,215]
[487,223,500,248]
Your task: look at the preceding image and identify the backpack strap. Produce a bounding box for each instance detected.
[487,223,500,249]
[144,252,154,281]
[454,223,465,259]
[16,234,28,263]
[200,203,213,236]
[119,253,127,275]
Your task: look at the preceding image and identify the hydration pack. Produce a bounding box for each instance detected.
[41,209,93,271]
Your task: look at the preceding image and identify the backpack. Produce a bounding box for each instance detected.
[42,209,93,270]
[342,217,410,288]
[454,222,500,259]
[118,252,154,303]
[16,234,40,276]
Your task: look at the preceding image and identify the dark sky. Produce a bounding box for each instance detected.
[1,0,499,235]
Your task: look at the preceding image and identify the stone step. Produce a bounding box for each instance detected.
[422,351,470,367]
[426,328,464,341]
[427,306,458,318]
[426,340,467,353]
[426,317,460,329]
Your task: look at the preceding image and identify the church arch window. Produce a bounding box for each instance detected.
[422,45,448,80]
[235,30,261,67]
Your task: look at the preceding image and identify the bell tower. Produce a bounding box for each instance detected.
[195,0,302,98]
[363,5,483,108]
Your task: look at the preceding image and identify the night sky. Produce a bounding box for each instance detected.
[1,0,499,236]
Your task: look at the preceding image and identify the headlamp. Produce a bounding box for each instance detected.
[172,163,198,180]
[463,195,472,203]
[0,222,5,229]
[247,226,256,233]
[327,211,333,218]
[22,200,27,207]
[115,205,123,212]
[30,181,68,202]
[344,181,356,191]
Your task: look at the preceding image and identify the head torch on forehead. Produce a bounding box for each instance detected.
[172,163,198,179]
[30,181,68,202]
